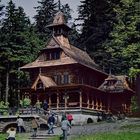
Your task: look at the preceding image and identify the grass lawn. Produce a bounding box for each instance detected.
[0,131,140,140]
[0,133,30,140]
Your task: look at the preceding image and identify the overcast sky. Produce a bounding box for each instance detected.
[1,0,81,23]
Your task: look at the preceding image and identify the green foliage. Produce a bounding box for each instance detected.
[0,0,43,104]
[77,0,117,70]
[0,0,4,19]
[0,101,9,115]
[23,97,31,107]
[103,0,140,74]
[34,0,57,41]
[61,3,72,23]
[131,96,139,112]
[0,133,29,140]
[77,0,140,75]
[129,67,140,78]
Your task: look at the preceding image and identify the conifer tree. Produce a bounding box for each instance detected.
[0,0,4,18]
[34,0,57,41]
[0,0,4,101]
[0,0,42,103]
[61,3,72,23]
[77,0,117,69]
[104,0,140,74]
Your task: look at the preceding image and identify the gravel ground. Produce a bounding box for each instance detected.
[55,117,140,139]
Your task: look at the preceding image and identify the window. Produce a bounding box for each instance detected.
[55,72,70,85]
[45,52,60,60]
[56,75,61,84]
[64,74,69,84]
[37,82,44,89]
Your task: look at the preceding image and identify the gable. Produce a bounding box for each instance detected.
[31,74,57,90]
[45,37,60,49]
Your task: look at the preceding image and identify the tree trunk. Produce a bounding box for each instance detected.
[5,70,9,103]
[136,74,140,112]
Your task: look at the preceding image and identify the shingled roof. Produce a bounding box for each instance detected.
[21,11,106,74]
[21,35,101,72]
[47,11,71,30]
[99,75,134,93]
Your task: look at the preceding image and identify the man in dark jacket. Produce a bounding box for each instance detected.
[47,114,55,134]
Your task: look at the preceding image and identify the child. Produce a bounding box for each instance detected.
[6,127,16,140]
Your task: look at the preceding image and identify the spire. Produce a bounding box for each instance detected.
[58,0,61,11]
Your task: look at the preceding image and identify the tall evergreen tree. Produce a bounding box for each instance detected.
[0,0,4,18]
[76,0,118,69]
[61,3,72,23]
[60,2,79,46]
[0,0,42,104]
[0,0,4,101]
[34,0,57,42]
[104,0,140,74]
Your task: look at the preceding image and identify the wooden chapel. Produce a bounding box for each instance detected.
[20,11,134,114]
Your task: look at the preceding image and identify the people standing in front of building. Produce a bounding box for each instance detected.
[35,99,41,114]
[43,100,48,114]
[16,116,25,133]
[61,116,71,140]
[31,117,39,137]
[47,113,55,134]
[6,127,16,140]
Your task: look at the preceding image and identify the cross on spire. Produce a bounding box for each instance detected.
[58,0,61,11]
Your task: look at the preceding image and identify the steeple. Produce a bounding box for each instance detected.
[58,0,61,11]
[47,11,71,37]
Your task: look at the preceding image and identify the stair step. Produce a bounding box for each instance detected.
[28,136,54,139]
[37,134,57,137]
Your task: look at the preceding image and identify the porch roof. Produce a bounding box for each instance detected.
[31,74,57,90]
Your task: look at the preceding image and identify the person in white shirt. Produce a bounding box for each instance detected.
[16,116,25,133]
[6,127,16,140]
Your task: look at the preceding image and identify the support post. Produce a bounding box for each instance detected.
[107,95,111,112]
[49,95,51,109]
[57,93,59,110]
[79,91,82,108]
[87,94,90,108]
[92,97,94,109]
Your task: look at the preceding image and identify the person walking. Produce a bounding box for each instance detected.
[61,116,71,140]
[6,127,16,140]
[16,116,25,133]
[31,117,39,137]
[66,113,73,125]
[47,114,55,134]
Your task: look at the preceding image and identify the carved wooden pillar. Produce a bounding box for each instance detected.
[57,93,59,110]
[100,100,103,110]
[87,94,90,108]
[79,91,82,108]
[107,95,111,112]
[64,93,68,110]
[49,94,51,109]
[92,97,94,109]
[65,98,67,109]
[96,98,98,110]
[124,104,127,113]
